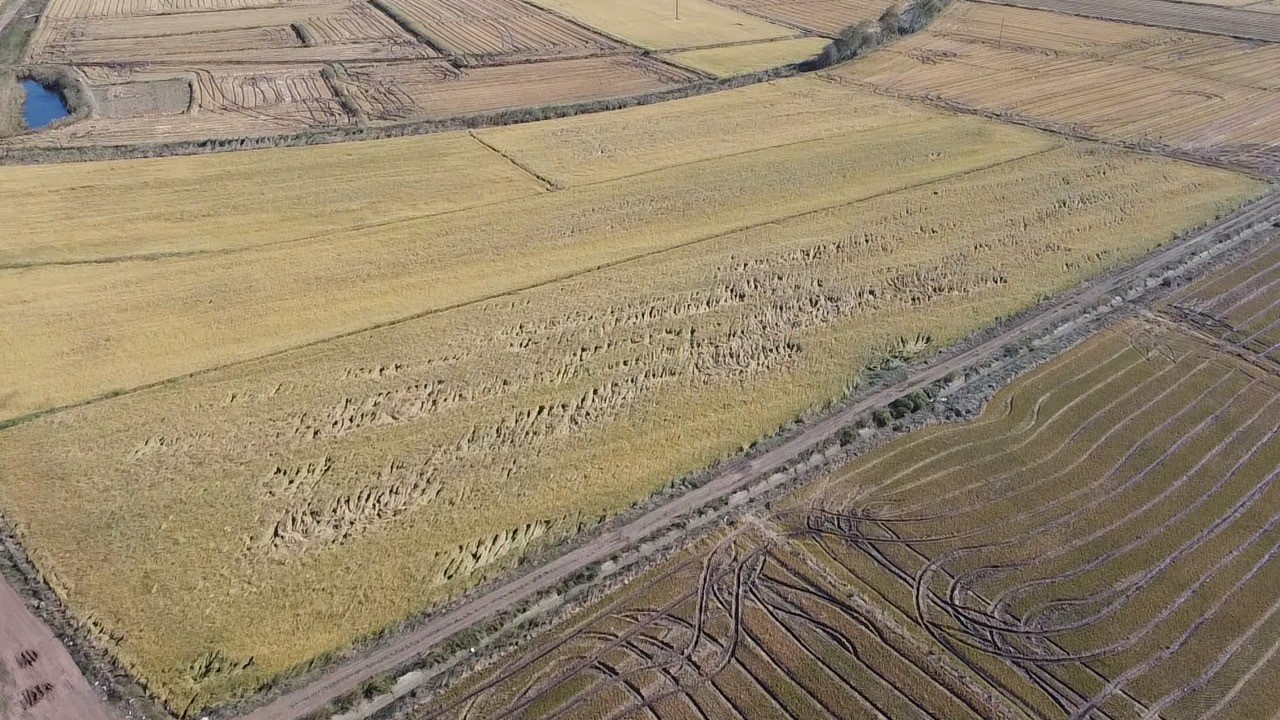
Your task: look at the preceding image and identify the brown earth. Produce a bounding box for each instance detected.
[0,578,109,720]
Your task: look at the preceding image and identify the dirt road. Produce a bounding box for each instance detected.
[0,575,109,720]
[0,2,21,41]
[238,189,1280,720]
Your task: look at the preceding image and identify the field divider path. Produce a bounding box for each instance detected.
[0,142,1059,430]
[233,188,1280,720]
[467,131,560,191]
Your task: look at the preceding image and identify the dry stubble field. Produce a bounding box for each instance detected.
[1,0,888,147]
[0,75,1261,713]
[831,1,1280,175]
[435,318,1280,719]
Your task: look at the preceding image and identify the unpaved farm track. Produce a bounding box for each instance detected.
[975,0,1280,41]
[234,189,1280,720]
[0,577,109,720]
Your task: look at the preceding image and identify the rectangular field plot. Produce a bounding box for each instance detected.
[417,528,1029,719]
[786,318,1280,719]
[374,0,620,59]
[44,0,341,19]
[335,56,695,122]
[711,0,897,35]
[12,0,720,145]
[0,131,545,266]
[0,83,1260,712]
[25,1,435,64]
[1164,242,1280,369]
[832,1,1280,175]
[524,0,798,50]
[3,64,358,145]
[662,37,830,77]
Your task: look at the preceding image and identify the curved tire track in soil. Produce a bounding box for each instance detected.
[945,376,1259,627]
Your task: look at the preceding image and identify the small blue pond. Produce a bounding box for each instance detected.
[22,80,70,130]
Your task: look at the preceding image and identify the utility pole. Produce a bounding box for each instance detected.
[998,18,1005,49]
[675,0,680,20]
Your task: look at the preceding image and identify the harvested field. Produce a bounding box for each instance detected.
[1164,242,1280,371]
[2,55,696,146]
[831,1,1280,175]
[13,0,817,146]
[0,80,1260,712]
[2,65,359,144]
[523,0,798,50]
[711,0,898,36]
[419,526,1031,719]
[373,0,619,60]
[447,317,1280,719]
[978,0,1280,42]
[662,37,830,78]
[787,318,1280,719]
[25,1,434,64]
[335,56,696,123]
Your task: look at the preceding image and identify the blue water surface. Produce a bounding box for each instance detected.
[22,80,69,130]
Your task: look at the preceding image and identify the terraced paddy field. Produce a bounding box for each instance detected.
[831,1,1280,175]
[437,318,1280,719]
[0,77,1261,713]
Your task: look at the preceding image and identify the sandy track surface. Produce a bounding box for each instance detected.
[976,0,1280,41]
[233,188,1280,720]
[0,578,109,720]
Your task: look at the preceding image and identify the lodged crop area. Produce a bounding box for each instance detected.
[435,318,1280,719]
[0,78,1262,712]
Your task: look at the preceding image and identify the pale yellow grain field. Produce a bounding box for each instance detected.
[524,0,797,49]
[662,37,830,77]
[0,133,545,266]
[0,78,1263,712]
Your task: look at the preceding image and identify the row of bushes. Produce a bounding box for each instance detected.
[801,0,952,71]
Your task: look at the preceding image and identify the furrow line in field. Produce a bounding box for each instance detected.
[947,375,1259,623]
[1067,523,1280,718]
[990,391,1280,625]
[931,370,1240,638]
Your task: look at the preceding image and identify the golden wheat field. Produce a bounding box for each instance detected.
[522,0,797,50]
[434,318,1280,720]
[0,73,1261,712]
[831,1,1280,175]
